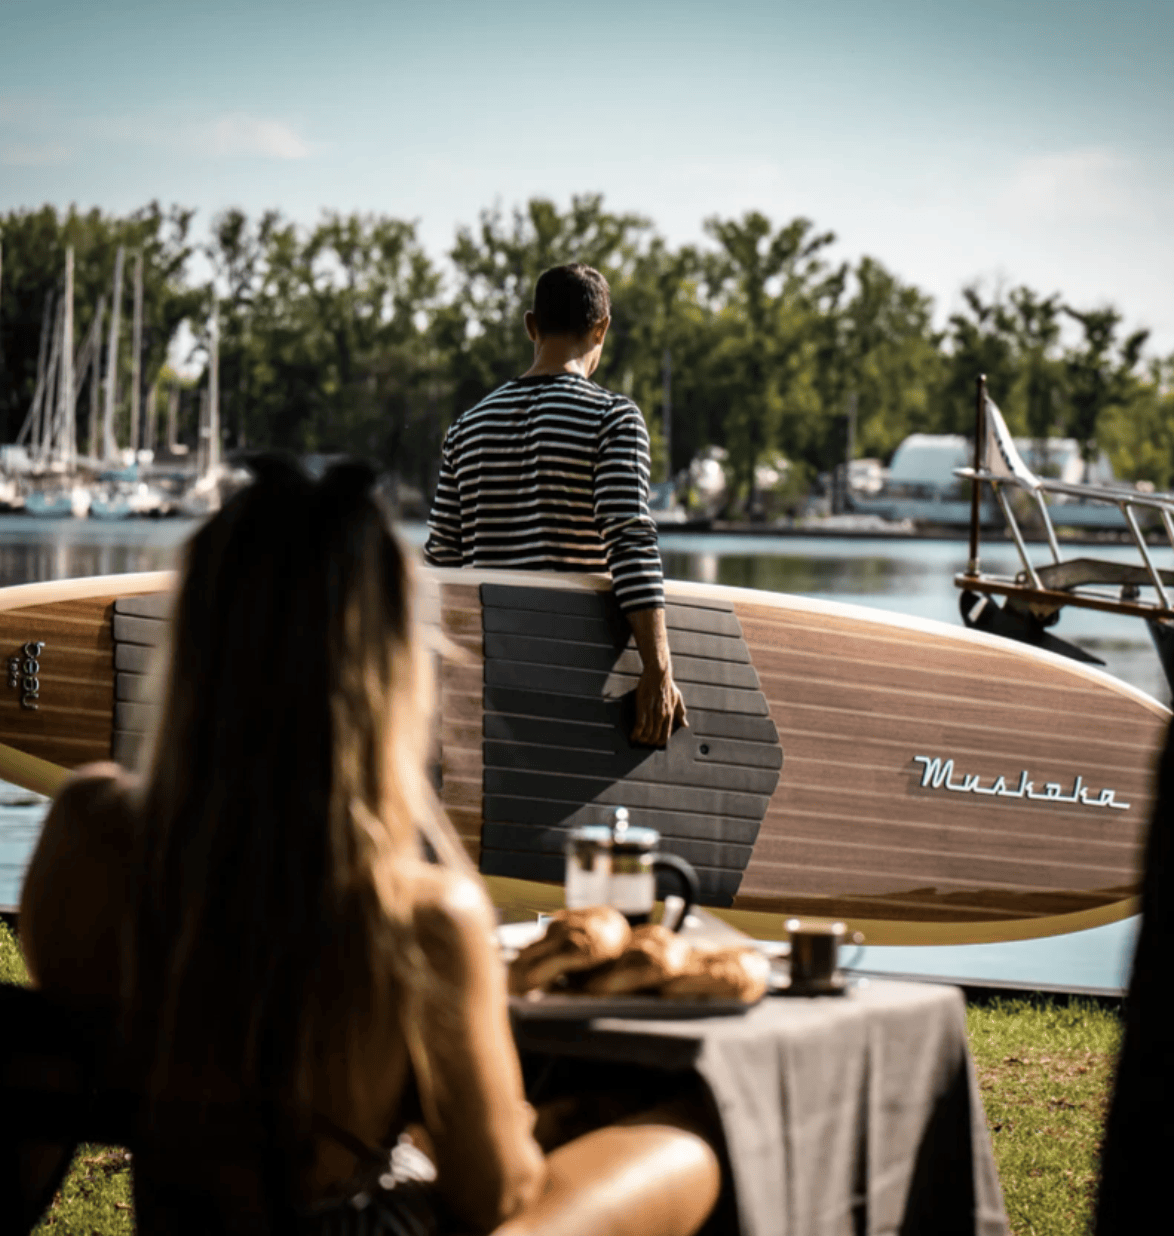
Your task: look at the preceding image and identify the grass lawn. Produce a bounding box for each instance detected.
[1,919,1123,1235]
[967,997,1121,1236]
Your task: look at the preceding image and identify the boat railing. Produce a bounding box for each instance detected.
[954,375,1174,623]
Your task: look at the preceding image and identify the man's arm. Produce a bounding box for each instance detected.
[593,400,664,615]
[423,436,463,566]
[627,605,687,747]
[593,400,685,745]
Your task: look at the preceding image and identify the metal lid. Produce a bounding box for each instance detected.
[610,824,660,851]
[566,825,612,846]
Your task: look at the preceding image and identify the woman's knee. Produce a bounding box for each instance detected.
[492,1119,720,1236]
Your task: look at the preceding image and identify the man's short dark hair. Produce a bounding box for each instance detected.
[532,264,611,337]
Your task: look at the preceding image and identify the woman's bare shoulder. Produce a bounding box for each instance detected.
[22,763,141,994]
[408,865,497,973]
[44,763,140,849]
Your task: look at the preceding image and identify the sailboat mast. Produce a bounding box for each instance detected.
[130,251,143,455]
[60,247,75,470]
[144,382,157,454]
[208,307,220,473]
[87,299,105,459]
[38,298,64,466]
[167,384,179,455]
[103,247,124,461]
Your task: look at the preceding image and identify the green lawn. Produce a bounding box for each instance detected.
[967,997,1121,1236]
[1,919,1124,1235]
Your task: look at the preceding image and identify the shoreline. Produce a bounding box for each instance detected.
[658,520,1160,547]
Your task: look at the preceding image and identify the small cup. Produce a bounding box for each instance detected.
[785,918,862,994]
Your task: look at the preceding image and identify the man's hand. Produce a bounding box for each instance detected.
[632,663,687,747]
[626,606,688,747]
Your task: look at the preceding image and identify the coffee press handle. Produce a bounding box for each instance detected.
[653,854,699,932]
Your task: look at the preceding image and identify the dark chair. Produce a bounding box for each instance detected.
[0,983,135,1236]
[0,983,305,1236]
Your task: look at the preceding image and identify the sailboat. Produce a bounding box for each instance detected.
[15,249,91,515]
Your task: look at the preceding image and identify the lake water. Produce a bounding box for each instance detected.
[2,517,1160,993]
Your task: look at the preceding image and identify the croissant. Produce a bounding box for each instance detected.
[658,945,771,1003]
[581,924,693,995]
[508,906,631,995]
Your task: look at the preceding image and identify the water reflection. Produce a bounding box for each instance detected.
[0,516,196,587]
[2,519,1166,705]
[659,532,1174,707]
[661,547,929,596]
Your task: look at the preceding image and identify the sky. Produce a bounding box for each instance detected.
[2,0,1172,354]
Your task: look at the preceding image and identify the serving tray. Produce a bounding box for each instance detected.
[508,991,758,1020]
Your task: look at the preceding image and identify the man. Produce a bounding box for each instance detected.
[425,263,686,747]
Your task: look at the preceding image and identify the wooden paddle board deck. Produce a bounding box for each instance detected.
[0,567,1165,944]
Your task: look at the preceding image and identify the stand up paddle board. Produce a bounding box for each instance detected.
[0,567,1163,944]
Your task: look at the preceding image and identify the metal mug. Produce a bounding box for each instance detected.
[784,918,863,993]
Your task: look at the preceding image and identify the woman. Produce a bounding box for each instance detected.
[20,457,720,1236]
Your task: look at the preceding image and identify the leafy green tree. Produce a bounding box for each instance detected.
[0,202,201,446]
[1062,305,1149,463]
[940,285,1022,436]
[204,209,442,488]
[825,256,944,465]
[599,238,710,480]
[204,207,282,449]
[1004,288,1063,446]
[442,194,656,417]
[697,212,836,510]
[1098,357,1174,489]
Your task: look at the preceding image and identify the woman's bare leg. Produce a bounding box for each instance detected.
[491,1104,721,1236]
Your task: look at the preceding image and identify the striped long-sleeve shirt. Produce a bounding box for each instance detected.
[424,374,665,614]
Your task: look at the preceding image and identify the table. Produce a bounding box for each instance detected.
[512,978,1008,1236]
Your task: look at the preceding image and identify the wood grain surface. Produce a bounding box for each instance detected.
[0,595,117,769]
[730,599,1164,925]
[0,567,1164,942]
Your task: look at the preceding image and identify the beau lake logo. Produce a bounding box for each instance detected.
[7,641,45,711]
[913,755,1130,811]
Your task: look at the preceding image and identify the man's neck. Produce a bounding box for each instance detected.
[522,337,598,379]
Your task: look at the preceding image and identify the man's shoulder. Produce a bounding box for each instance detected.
[451,375,632,431]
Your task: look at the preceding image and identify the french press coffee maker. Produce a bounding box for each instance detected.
[565,807,700,930]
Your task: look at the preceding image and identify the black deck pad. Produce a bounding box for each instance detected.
[478,585,783,906]
[111,597,168,767]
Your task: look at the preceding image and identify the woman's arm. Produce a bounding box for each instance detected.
[410,869,546,1232]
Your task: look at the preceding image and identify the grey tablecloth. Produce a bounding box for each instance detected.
[512,979,1007,1236]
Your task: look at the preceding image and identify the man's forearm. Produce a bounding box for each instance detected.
[627,606,672,677]
[626,605,686,746]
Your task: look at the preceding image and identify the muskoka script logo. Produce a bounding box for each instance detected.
[913,755,1130,811]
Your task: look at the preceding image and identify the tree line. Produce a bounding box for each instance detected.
[1,196,1171,512]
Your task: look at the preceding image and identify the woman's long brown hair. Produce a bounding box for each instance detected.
[126,456,466,1125]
